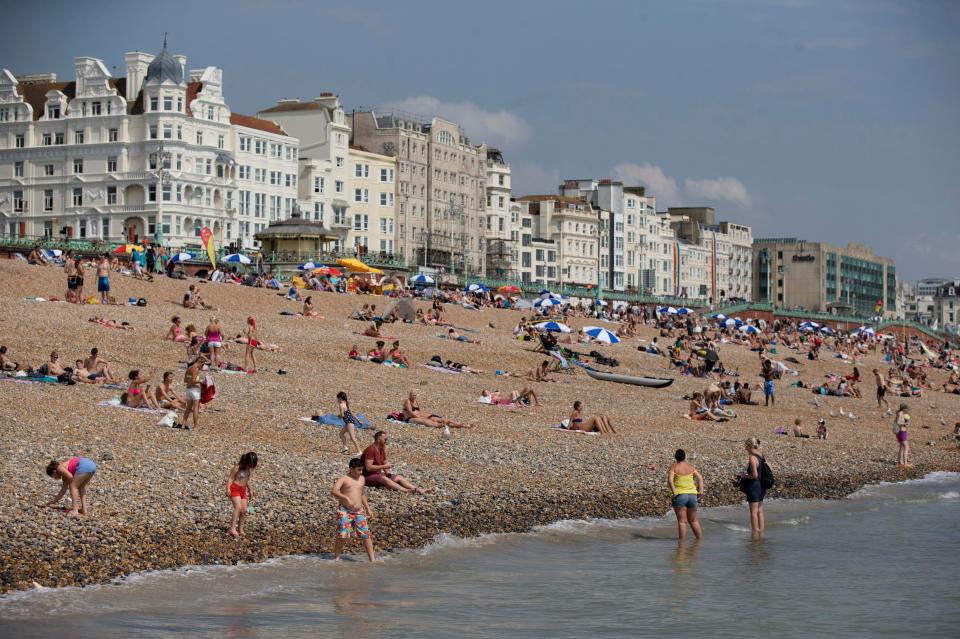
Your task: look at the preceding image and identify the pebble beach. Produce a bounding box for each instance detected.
[1,260,958,593]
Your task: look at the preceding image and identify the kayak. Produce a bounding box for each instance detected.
[585,368,674,388]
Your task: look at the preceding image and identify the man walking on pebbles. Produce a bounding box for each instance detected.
[331,458,376,562]
[97,253,111,304]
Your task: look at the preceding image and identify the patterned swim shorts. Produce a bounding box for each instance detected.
[337,506,370,539]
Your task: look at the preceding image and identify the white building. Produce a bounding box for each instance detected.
[0,46,298,250]
[346,145,396,256]
[668,207,753,304]
[256,95,353,250]
[483,148,514,279]
[560,179,673,295]
[516,195,598,288]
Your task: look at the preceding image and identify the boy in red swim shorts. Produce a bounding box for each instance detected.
[331,457,375,562]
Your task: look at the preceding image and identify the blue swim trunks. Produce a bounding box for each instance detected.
[97,276,110,292]
[764,380,774,396]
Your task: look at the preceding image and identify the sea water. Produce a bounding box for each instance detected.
[2,472,958,638]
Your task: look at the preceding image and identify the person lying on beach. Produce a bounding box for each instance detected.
[302,296,324,318]
[362,430,434,493]
[524,360,556,383]
[332,457,376,562]
[229,334,281,353]
[480,387,540,407]
[0,345,21,371]
[644,338,664,355]
[165,316,186,342]
[44,456,97,517]
[568,400,616,434]
[154,371,185,410]
[402,390,472,428]
[121,370,161,410]
[363,320,385,338]
[88,317,133,330]
[183,285,215,310]
[72,360,109,384]
[445,327,480,344]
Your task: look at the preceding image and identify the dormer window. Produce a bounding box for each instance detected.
[177,97,183,112]
[48,106,60,119]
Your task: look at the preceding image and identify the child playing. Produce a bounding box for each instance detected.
[227,451,258,537]
[243,316,258,373]
[336,391,364,455]
[331,457,375,562]
[816,418,827,440]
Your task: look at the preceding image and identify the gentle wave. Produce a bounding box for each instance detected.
[847,471,960,499]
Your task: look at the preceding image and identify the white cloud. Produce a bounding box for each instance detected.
[611,163,752,208]
[382,96,531,148]
[684,177,752,207]
[611,163,680,202]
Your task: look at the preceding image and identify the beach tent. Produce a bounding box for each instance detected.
[381,297,417,322]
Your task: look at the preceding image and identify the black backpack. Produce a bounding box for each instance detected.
[755,454,775,490]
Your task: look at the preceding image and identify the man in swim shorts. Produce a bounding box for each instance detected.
[97,253,111,304]
[331,457,375,561]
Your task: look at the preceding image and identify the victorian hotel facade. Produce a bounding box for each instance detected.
[0,46,298,249]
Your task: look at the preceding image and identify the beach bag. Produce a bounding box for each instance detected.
[200,375,217,404]
[755,455,775,490]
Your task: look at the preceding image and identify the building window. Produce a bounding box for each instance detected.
[102,218,110,237]
[240,136,250,152]
[336,156,344,167]
[48,105,60,119]
[108,128,118,142]
[335,180,344,193]
[218,135,224,149]
[73,158,84,174]
[150,97,158,111]
[107,186,117,204]
[177,97,183,112]
[107,156,117,172]
[196,130,203,145]
[163,124,172,139]
[147,184,156,202]
[149,125,157,139]
[354,188,369,203]
[164,96,173,111]
[314,202,324,221]
[73,130,84,145]
[14,161,23,177]
[42,133,52,146]
[73,188,83,206]
[353,214,368,231]
[44,164,54,176]
[55,132,64,145]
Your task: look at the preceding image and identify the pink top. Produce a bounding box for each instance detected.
[67,457,80,474]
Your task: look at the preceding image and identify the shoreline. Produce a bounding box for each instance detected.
[4,462,958,594]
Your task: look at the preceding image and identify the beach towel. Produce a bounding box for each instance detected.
[550,420,598,435]
[421,363,462,374]
[475,398,524,410]
[1,374,63,385]
[97,399,167,414]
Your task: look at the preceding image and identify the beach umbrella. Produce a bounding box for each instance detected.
[539,289,553,296]
[819,326,834,335]
[313,266,343,277]
[466,283,488,293]
[498,285,522,294]
[223,253,252,264]
[704,349,720,363]
[723,318,738,328]
[113,244,144,255]
[534,297,562,308]
[171,252,194,263]
[713,313,727,320]
[799,321,820,329]
[299,261,320,270]
[534,321,572,333]
[41,249,62,259]
[584,326,621,344]
[676,307,693,315]
[411,274,435,284]
[739,325,760,335]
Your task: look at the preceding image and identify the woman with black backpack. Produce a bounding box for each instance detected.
[737,437,772,537]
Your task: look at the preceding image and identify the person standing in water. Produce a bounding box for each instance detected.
[737,437,767,538]
[668,449,704,541]
[331,457,375,562]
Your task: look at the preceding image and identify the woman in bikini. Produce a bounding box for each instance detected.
[122,369,161,410]
[154,370,185,410]
[181,356,206,430]
[243,316,258,373]
[402,390,472,428]
[44,456,97,517]
[165,316,186,342]
[302,296,324,319]
[688,392,723,421]
[387,340,411,367]
[226,451,257,537]
[205,317,224,368]
[568,400,616,434]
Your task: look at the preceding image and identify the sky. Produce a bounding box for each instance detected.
[3,0,958,280]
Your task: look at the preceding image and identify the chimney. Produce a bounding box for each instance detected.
[174,54,187,80]
[123,51,153,101]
